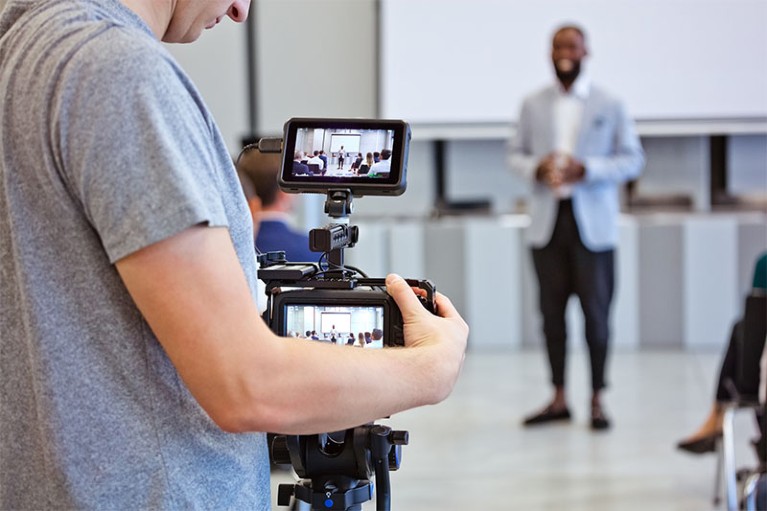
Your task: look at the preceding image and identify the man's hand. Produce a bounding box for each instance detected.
[386,273,468,403]
[535,153,585,188]
[560,156,585,184]
[535,153,563,188]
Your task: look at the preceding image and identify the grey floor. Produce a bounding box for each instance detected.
[271,348,762,510]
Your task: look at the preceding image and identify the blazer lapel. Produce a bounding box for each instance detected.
[544,86,559,150]
[575,88,601,158]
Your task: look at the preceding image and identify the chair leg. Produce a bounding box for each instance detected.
[743,471,764,511]
[723,405,739,511]
[713,438,723,506]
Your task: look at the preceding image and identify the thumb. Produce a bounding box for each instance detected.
[386,273,427,321]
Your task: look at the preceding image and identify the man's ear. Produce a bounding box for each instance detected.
[247,196,262,223]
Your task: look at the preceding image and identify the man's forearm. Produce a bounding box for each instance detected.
[116,226,465,435]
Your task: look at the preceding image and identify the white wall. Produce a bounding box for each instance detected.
[255,0,378,135]
[381,0,767,124]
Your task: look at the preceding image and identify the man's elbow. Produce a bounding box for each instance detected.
[205,392,300,434]
[628,151,646,180]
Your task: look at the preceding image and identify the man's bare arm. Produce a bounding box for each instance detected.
[115,226,467,434]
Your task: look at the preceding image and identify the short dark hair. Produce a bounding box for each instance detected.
[553,24,587,44]
[236,149,282,207]
[380,149,392,160]
[372,328,383,340]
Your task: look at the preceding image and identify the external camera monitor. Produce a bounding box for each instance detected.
[279,117,411,197]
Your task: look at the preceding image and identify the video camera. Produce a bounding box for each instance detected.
[247,118,435,510]
[256,118,436,347]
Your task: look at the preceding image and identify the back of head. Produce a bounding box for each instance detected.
[380,149,392,160]
[236,149,283,207]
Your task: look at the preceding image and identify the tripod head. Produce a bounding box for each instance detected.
[271,425,409,511]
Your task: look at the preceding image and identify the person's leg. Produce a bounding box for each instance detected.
[716,320,742,401]
[532,245,572,400]
[523,201,575,426]
[677,321,742,453]
[573,244,615,429]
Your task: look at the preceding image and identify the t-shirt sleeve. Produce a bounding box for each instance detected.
[54,31,228,263]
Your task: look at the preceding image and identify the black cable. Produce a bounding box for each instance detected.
[235,143,260,167]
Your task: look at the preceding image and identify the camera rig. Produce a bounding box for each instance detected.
[249,119,433,510]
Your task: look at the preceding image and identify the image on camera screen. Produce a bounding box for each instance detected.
[284,304,385,348]
[290,127,395,180]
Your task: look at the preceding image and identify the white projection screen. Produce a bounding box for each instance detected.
[380,0,767,125]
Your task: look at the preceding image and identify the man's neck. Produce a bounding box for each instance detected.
[119,0,171,39]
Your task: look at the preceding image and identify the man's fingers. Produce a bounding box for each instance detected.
[386,273,428,321]
[433,292,459,320]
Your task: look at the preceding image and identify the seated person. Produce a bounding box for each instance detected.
[369,148,392,176]
[350,153,363,171]
[237,149,316,263]
[677,252,767,455]
[292,151,311,175]
[307,150,324,172]
[358,152,374,175]
[369,328,384,349]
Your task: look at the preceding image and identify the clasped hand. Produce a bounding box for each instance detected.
[535,152,585,189]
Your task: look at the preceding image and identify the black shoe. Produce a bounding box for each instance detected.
[590,405,611,431]
[523,405,571,426]
[677,433,721,454]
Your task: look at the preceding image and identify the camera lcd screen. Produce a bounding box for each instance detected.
[283,304,385,348]
[279,118,410,196]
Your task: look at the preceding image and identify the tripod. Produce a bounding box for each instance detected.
[271,424,409,511]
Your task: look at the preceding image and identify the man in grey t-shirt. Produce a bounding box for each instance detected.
[0,0,468,509]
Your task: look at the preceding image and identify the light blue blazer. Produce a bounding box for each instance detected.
[508,84,645,251]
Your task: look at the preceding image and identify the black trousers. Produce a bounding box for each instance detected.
[716,320,742,402]
[716,319,766,461]
[531,199,615,392]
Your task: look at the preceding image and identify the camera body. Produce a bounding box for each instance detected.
[258,117,430,349]
[258,258,436,348]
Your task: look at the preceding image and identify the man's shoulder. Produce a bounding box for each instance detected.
[523,85,557,104]
[73,25,173,77]
[589,84,623,104]
[259,220,307,240]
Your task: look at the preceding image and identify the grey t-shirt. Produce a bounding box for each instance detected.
[0,1,270,509]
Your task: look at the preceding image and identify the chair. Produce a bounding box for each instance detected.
[358,164,370,175]
[719,292,766,511]
[307,163,321,175]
